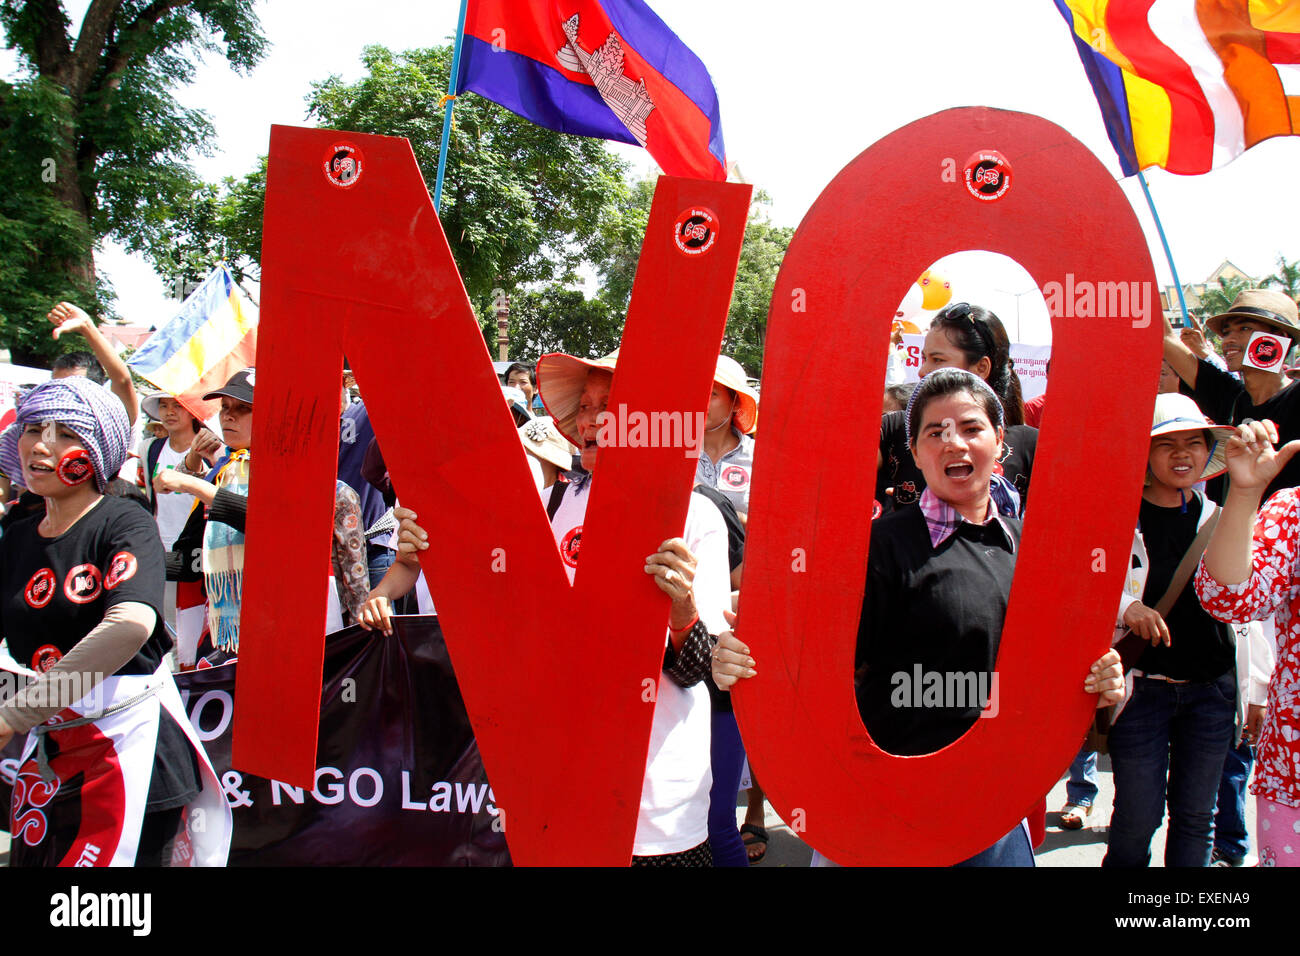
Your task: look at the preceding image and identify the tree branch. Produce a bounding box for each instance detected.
[30,0,73,80]
[65,0,122,95]
[94,0,193,98]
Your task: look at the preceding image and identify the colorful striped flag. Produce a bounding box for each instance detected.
[128,265,258,420]
[457,0,726,180]
[1057,0,1300,175]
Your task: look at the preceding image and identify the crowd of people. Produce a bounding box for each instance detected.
[1,286,1299,867]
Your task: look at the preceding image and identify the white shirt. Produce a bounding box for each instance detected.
[547,477,730,855]
[153,440,197,551]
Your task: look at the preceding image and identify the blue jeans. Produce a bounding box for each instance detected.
[1067,743,1099,807]
[707,711,748,867]
[1213,739,1253,861]
[1102,672,1236,868]
[367,545,396,589]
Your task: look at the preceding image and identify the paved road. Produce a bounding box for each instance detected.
[747,751,1256,867]
[1,753,1252,867]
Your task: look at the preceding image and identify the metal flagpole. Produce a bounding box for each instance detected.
[1137,170,1195,329]
[433,0,470,214]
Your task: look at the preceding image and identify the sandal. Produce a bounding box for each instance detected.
[1058,803,1092,830]
[740,824,769,864]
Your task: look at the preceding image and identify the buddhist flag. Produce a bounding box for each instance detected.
[1057,0,1300,175]
[128,265,258,420]
[457,0,726,180]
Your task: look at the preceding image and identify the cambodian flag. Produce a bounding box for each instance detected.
[458,0,726,180]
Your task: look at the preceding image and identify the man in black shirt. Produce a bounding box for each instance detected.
[1162,289,1300,503]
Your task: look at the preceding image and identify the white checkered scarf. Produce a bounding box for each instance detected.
[0,378,130,492]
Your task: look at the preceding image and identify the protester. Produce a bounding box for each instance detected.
[0,376,229,866]
[1162,289,1300,503]
[398,350,731,865]
[696,355,758,518]
[504,361,536,408]
[883,383,913,415]
[338,392,397,587]
[877,302,1036,513]
[1196,418,1300,867]
[714,368,1124,866]
[161,368,368,659]
[139,392,221,550]
[1102,393,1240,867]
[47,301,140,425]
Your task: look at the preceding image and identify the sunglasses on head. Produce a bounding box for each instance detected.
[941,302,994,356]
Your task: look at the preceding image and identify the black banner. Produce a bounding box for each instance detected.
[2,617,512,866]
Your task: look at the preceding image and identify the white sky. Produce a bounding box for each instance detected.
[7,0,1298,346]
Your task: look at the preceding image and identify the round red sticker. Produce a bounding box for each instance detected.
[64,564,102,604]
[323,143,365,189]
[56,450,93,486]
[560,526,583,568]
[24,568,56,609]
[720,465,750,490]
[673,207,718,257]
[963,150,1013,202]
[105,551,138,590]
[31,645,63,673]
[1247,334,1285,371]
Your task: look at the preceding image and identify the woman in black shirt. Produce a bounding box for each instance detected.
[717,368,1124,865]
[0,377,228,866]
[1103,392,1240,867]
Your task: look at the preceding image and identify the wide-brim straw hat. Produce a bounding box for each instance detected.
[1150,392,1235,482]
[518,416,576,471]
[1205,289,1300,339]
[535,351,620,447]
[713,355,759,435]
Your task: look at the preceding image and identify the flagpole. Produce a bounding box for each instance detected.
[1136,170,1195,329]
[433,0,470,214]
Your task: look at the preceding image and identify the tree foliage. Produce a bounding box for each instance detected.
[0,0,266,364]
[305,45,640,326]
[1264,255,1300,303]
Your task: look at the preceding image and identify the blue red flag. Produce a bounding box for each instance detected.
[458,0,726,180]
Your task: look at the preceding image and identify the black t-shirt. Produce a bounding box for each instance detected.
[1185,358,1300,503]
[877,411,1037,514]
[0,495,170,675]
[1133,497,1235,683]
[855,505,1020,756]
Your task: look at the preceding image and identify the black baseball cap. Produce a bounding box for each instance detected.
[203,367,255,404]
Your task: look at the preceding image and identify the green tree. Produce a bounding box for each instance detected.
[723,206,793,379]
[0,0,267,364]
[1192,274,1257,327]
[305,45,639,331]
[507,285,624,361]
[154,156,265,289]
[1264,255,1300,302]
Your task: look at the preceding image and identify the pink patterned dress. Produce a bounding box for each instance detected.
[1195,488,1300,811]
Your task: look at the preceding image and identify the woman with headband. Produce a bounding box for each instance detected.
[715,368,1123,865]
[0,377,229,866]
[877,302,1036,515]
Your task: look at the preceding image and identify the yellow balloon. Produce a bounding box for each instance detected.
[917,270,953,311]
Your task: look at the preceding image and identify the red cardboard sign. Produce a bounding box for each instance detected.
[237,125,750,865]
[735,107,1160,865]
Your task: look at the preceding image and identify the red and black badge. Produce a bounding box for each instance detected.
[30,645,62,673]
[963,150,1013,202]
[323,142,365,189]
[872,500,883,520]
[673,207,718,257]
[56,449,94,486]
[24,568,56,609]
[720,465,750,490]
[1247,333,1285,371]
[104,551,138,590]
[63,564,102,604]
[560,526,583,568]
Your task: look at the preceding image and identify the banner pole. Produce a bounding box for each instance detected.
[1137,170,1195,329]
[434,0,470,214]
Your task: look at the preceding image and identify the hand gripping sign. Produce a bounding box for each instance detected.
[236,126,751,865]
[734,107,1160,865]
